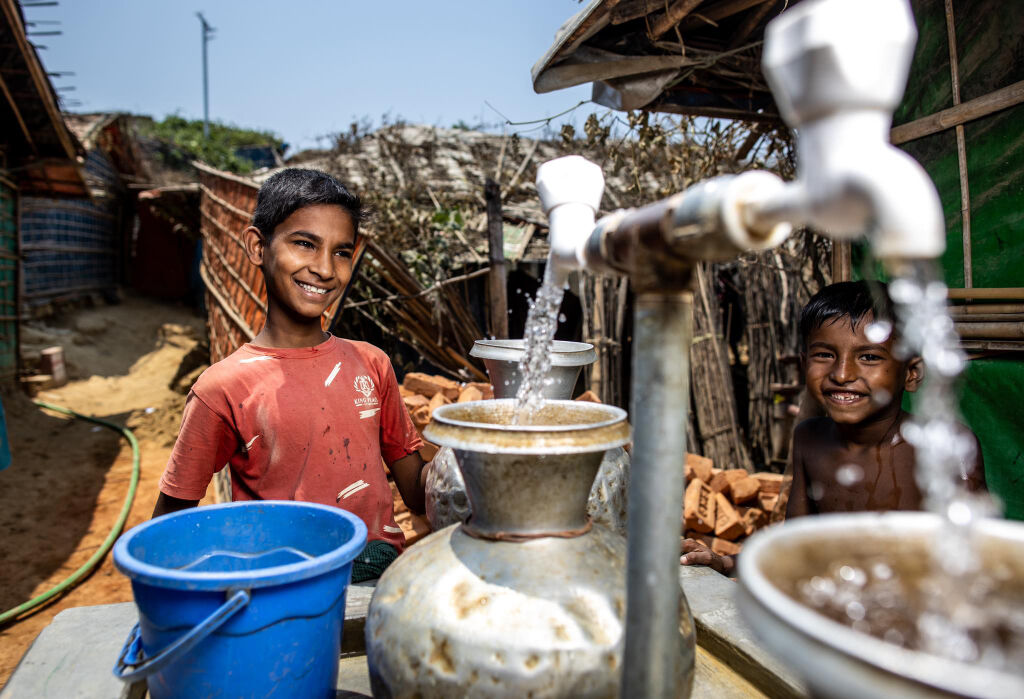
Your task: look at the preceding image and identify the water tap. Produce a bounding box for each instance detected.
[753,0,946,261]
[535,155,605,285]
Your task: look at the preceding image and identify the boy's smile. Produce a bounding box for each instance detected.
[804,312,920,428]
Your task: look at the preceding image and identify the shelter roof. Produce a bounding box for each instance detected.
[0,0,87,197]
[532,0,803,121]
[65,112,150,185]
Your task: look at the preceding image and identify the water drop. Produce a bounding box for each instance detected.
[871,562,893,580]
[835,463,864,486]
[865,320,892,343]
[845,601,866,621]
[558,313,567,323]
[839,565,866,587]
[934,349,964,376]
[947,500,973,527]
[925,280,948,302]
[808,482,825,501]
[873,389,892,407]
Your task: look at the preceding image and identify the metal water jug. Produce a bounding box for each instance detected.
[425,340,630,534]
[366,400,695,697]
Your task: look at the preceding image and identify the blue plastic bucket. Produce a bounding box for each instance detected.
[112,501,367,699]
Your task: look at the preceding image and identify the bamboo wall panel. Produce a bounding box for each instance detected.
[19,150,120,305]
[0,178,16,378]
[890,0,1024,519]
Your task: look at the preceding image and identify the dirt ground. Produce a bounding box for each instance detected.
[0,293,214,687]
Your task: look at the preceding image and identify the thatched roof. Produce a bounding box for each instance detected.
[532,0,801,121]
[278,122,680,265]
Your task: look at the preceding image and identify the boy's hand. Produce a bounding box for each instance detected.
[680,538,735,576]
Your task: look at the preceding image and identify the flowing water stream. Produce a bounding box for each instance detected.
[513,267,566,424]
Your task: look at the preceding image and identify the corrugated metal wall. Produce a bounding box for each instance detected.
[0,176,17,378]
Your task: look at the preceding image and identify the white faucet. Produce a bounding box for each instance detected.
[537,0,946,284]
[756,0,946,262]
[535,155,605,286]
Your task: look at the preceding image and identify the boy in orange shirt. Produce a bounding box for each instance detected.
[153,169,427,581]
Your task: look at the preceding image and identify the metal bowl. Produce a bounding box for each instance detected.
[736,512,1024,699]
[469,339,596,400]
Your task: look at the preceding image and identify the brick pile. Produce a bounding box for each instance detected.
[388,373,494,546]
[399,372,495,462]
[394,372,785,556]
[683,453,784,557]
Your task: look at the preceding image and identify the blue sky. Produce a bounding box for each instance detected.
[30,1,605,154]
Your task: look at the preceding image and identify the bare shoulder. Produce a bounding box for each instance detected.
[793,417,833,445]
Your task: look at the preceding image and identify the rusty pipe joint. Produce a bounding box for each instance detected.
[582,171,793,282]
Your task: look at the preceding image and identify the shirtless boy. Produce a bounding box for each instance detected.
[681,280,985,574]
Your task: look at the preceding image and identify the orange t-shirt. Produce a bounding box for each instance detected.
[159,335,422,551]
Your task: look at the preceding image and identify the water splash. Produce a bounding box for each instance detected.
[513,267,565,423]
[886,261,1004,665]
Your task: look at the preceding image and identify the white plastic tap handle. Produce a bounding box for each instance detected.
[763,0,917,127]
[536,156,605,274]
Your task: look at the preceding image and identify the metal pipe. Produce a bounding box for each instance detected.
[582,172,792,280]
[623,291,696,698]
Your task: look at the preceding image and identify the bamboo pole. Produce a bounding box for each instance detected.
[954,322,1024,339]
[948,303,1024,315]
[682,0,771,29]
[949,313,1024,322]
[831,241,852,282]
[944,0,972,289]
[947,287,1024,300]
[890,80,1024,145]
[648,0,703,40]
[485,179,509,339]
[729,0,778,49]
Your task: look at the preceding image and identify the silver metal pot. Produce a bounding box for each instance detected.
[367,400,695,698]
[736,512,1024,699]
[469,339,596,400]
[426,340,631,535]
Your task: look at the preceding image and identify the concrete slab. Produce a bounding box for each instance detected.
[2,586,377,699]
[680,565,807,698]
[4,571,806,698]
[0,602,143,699]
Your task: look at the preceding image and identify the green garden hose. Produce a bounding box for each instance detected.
[0,401,140,625]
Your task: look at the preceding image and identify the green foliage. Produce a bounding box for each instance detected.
[141,115,284,174]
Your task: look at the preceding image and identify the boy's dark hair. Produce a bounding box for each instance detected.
[799,280,895,348]
[251,168,366,237]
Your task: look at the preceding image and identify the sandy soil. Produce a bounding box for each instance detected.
[0,294,213,687]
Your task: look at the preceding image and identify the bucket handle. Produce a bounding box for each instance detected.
[113,588,250,682]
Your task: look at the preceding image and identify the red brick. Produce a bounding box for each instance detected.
[403,372,460,400]
[730,476,761,504]
[685,453,713,484]
[714,492,746,540]
[458,385,483,403]
[711,537,742,556]
[684,478,717,534]
[753,472,784,495]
